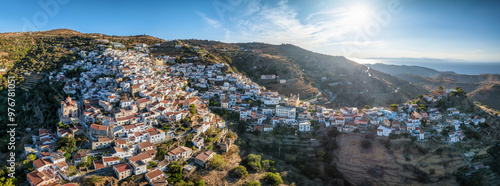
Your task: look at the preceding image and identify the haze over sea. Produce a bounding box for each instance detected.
[351,57,500,75]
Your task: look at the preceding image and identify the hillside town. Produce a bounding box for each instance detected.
[23,43,490,186]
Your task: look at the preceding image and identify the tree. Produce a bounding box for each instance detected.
[262,159,276,172]
[210,154,226,170]
[189,104,197,115]
[244,154,262,171]
[419,104,426,111]
[364,105,371,109]
[263,172,284,186]
[167,163,183,184]
[64,152,72,161]
[0,166,16,186]
[157,148,167,157]
[57,136,77,153]
[79,156,93,167]
[231,166,248,178]
[23,154,36,164]
[244,154,261,163]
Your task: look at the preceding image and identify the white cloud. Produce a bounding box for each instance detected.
[199,0,387,56]
[198,12,222,29]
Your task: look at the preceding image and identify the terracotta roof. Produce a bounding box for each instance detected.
[137,98,150,104]
[123,124,136,130]
[129,152,152,162]
[97,138,111,142]
[94,160,105,170]
[158,159,170,167]
[195,150,215,162]
[113,147,125,153]
[115,139,127,145]
[145,169,164,180]
[33,158,52,168]
[167,146,192,156]
[56,161,69,168]
[27,170,48,185]
[139,141,154,149]
[113,163,131,173]
[90,124,108,131]
[102,156,120,163]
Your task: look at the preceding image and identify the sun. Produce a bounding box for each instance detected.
[345,4,372,27]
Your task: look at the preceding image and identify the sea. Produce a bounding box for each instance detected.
[350,57,500,75]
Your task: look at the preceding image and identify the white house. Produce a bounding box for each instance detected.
[377,125,391,136]
[298,121,311,132]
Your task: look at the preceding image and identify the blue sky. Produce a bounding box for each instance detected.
[1,0,499,62]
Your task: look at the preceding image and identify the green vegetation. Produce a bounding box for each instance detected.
[231,166,249,178]
[209,154,226,170]
[246,181,261,186]
[389,104,398,111]
[189,104,197,115]
[243,154,262,172]
[261,159,276,172]
[22,154,36,164]
[263,172,284,186]
[450,87,466,97]
[195,180,206,186]
[57,136,77,154]
[167,162,183,184]
[0,166,16,186]
[78,156,93,168]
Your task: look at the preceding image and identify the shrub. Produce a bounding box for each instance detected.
[263,172,284,186]
[231,166,248,178]
[209,154,226,170]
[248,161,262,171]
[262,159,276,172]
[244,154,262,171]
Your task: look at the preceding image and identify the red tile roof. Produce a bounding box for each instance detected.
[113,163,131,173]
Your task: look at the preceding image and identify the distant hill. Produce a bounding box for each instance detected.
[365,63,446,77]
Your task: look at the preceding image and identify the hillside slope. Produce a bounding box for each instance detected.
[184,41,427,107]
[469,83,500,110]
[1,29,428,108]
[395,73,500,110]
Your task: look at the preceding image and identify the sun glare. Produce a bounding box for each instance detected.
[345,4,372,27]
